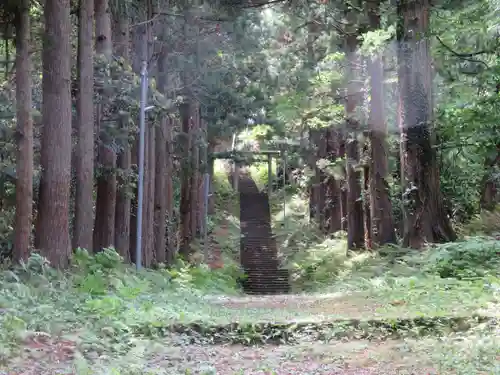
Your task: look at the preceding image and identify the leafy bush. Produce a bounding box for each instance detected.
[248,160,277,190]
[212,160,235,202]
[420,237,500,280]
[459,209,500,236]
[0,208,14,261]
[0,249,243,363]
[288,238,347,291]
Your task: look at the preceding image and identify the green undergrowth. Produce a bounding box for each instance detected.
[270,191,500,293]
[0,240,498,373]
[209,160,241,261]
[0,249,243,362]
[73,325,500,375]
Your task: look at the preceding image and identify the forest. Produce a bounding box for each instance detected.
[0,0,499,373]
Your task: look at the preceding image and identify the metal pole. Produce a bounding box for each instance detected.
[231,133,238,190]
[202,114,210,263]
[283,151,286,229]
[203,172,210,263]
[268,154,272,199]
[135,61,148,270]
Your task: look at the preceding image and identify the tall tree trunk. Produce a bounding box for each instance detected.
[73,0,95,252]
[306,21,322,228]
[309,129,328,227]
[165,118,175,264]
[93,0,116,251]
[345,19,364,250]
[480,143,500,210]
[154,118,168,264]
[178,10,195,259]
[324,128,342,233]
[142,122,155,267]
[317,130,328,232]
[13,0,34,262]
[179,102,193,258]
[198,117,208,243]
[309,129,319,223]
[339,137,348,231]
[153,39,169,265]
[141,0,155,267]
[367,0,396,247]
[35,0,72,268]
[191,19,203,242]
[362,144,372,249]
[129,26,139,264]
[397,0,455,248]
[190,103,200,239]
[207,142,215,215]
[113,10,131,261]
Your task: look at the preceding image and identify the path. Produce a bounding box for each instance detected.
[238,172,290,294]
[7,331,491,374]
[144,338,441,374]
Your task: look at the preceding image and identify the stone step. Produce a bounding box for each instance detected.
[243,287,291,295]
[244,270,289,276]
[244,279,289,283]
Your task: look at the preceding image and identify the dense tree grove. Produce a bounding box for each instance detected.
[0,0,499,266]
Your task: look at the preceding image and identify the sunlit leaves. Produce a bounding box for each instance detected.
[359,25,396,56]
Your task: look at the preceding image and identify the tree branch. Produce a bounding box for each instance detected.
[435,35,491,68]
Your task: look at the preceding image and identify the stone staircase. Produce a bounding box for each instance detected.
[238,173,290,295]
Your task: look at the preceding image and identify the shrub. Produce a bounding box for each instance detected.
[420,237,500,280]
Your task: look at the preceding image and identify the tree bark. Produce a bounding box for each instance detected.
[154,117,168,264]
[344,19,364,250]
[153,36,169,265]
[13,0,34,262]
[142,122,155,267]
[367,0,396,247]
[397,0,456,248]
[324,128,342,233]
[93,0,116,251]
[141,0,156,267]
[179,103,193,258]
[178,9,195,259]
[479,143,500,210]
[129,25,140,264]
[165,117,175,264]
[363,155,372,249]
[35,0,72,268]
[113,11,131,261]
[73,0,95,252]
[190,103,200,239]
[309,129,324,226]
[207,143,215,215]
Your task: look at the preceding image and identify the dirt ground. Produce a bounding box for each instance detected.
[1,333,446,375]
[144,339,439,375]
[2,295,496,374]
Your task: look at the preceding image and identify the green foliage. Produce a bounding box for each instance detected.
[0,250,240,364]
[288,238,347,291]
[0,209,14,261]
[212,160,235,203]
[248,160,277,190]
[460,209,500,236]
[420,237,500,280]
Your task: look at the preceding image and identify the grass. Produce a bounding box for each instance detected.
[0,236,498,374]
